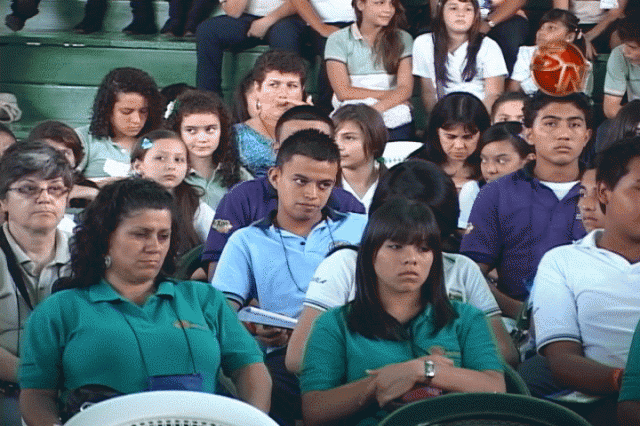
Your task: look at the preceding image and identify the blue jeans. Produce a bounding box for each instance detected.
[196,14,305,93]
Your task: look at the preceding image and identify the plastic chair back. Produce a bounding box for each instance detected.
[63,390,279,426]
[378,393,592,426]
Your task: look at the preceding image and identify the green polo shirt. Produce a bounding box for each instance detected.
[75,125,132,179]
[186,166,253,209]
[19,279,262,397]
[300,301,503,425]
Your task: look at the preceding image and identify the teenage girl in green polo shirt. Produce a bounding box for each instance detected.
[300,198,505,426]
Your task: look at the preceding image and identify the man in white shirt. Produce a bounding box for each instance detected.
[522,136,640,423]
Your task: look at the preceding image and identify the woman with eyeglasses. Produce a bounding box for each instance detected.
[18,178,271,426]
[0,142,73,426]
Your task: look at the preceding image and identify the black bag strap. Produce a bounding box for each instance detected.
[0,228,33,310]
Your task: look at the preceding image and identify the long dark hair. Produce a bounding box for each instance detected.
[413,92,489,179]
[89,68,164,139]
[600,100,640,153]
[478,122,533,160]
[432,0,483,96]
[349,198,455,340]
[369,159,459,239]
[69,178,178,288]
[167,90,243,189]
[353,0,407,74]
[131,129,203,256]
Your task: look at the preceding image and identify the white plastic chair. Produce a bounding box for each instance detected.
[381,141,423,168]
[63,390,279,426]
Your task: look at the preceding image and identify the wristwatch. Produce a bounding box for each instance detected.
[424,360,436,379]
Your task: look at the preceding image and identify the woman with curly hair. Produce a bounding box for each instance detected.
[167,90,252,209]
[234,50,310,177]
[18,178,271,426]
[75,67,164,185]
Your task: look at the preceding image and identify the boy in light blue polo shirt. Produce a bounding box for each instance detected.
[211,129,367,425]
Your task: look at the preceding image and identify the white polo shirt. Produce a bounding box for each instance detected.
[304,248,501,317]
[412,34,507,101]
[532,230,640,368]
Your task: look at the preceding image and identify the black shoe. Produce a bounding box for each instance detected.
[160,18,183,36]
[73,20,102,34]
[122,20,158,35]
[5,14,25,31]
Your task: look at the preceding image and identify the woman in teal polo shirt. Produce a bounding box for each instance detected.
[18,178,271,426]
[300,198,505,426]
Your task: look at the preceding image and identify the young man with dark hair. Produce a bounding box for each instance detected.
[523,137,640,423]
[603,12,640,119]
[211,129,367,426]
[460,92,592,318]
[275,105,335,144]
[203,107,364,278]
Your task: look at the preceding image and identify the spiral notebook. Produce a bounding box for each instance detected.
[237,307,298,329]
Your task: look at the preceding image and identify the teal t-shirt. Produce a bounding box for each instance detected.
[19,279,263,398]
[185,165,253,210]
[75,125,132,179]
[300,301,504,425]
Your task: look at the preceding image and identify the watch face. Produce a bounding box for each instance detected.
[425,360,436,378]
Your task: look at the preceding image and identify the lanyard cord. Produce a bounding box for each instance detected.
[15,266,62,362]
[275,217,336,294]
[118,298,198,378]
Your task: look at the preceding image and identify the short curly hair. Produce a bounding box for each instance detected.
[252,50,307,89]
[167,89,243,189]
[69,178,178,288]
[89,68,164,139]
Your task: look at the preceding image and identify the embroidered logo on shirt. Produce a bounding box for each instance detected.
[211,219,233,233]
[464,223,474,235]
[173,320,208,331]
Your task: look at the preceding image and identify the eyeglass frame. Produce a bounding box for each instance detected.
[6,183,71,199]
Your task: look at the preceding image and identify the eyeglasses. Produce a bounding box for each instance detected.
[7,184,69,199]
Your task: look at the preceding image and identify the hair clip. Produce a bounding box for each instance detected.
[375,157,385,164]
[141,137,154,149]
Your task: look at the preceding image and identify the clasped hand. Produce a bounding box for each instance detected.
[364,354,453,407]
